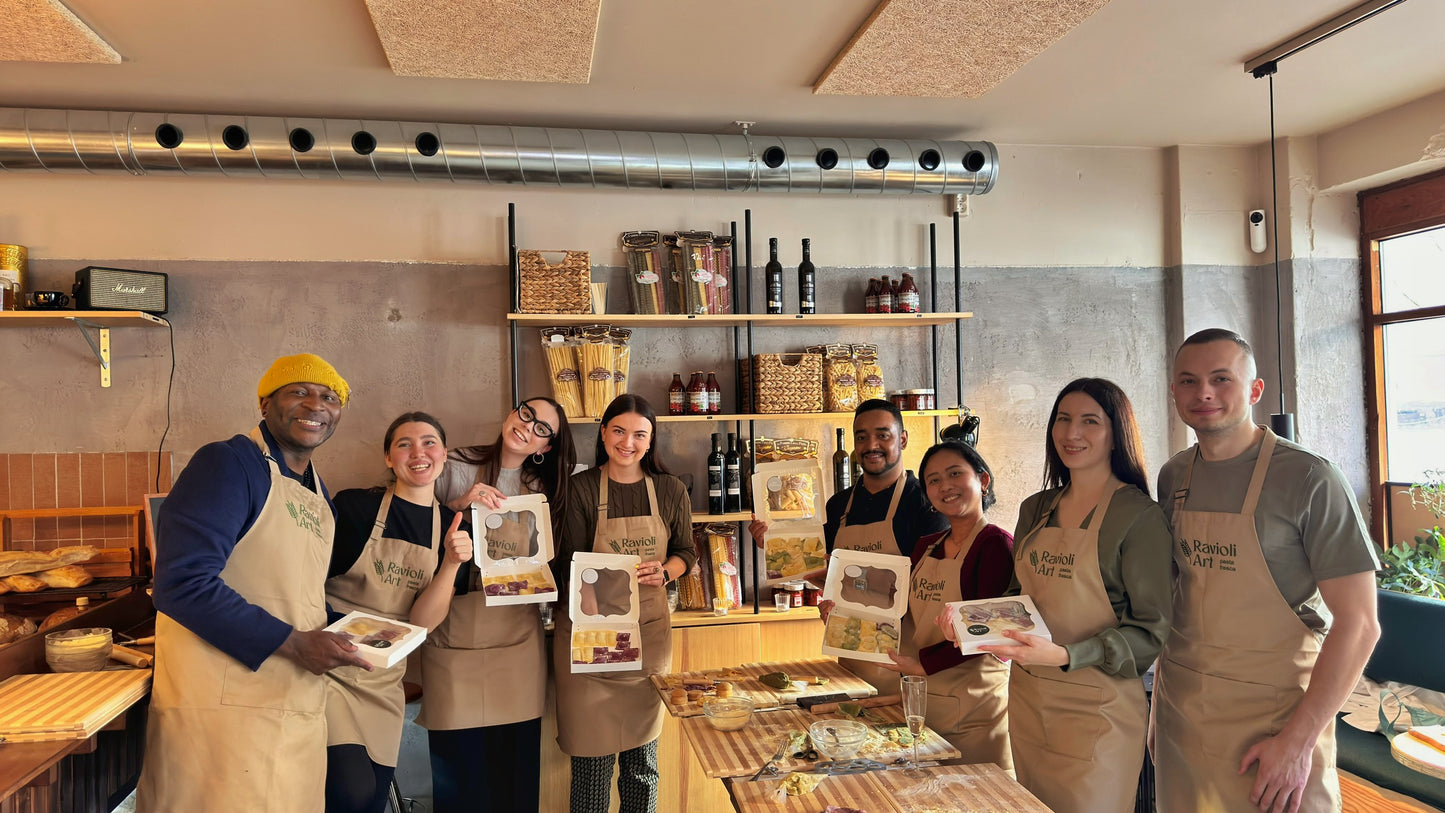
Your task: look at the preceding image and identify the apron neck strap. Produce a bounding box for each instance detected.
[598,473,657,523]
[1241,429,1277,515]
[842,471,906,528]
[371,486,444,551]
[1082,478,1122,531]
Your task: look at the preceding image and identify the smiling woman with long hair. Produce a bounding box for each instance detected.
[416,397,575,813]
[552,394,696,813]
[976,378,1173,813]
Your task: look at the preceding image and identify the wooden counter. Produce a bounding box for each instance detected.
[725,761,1053,812]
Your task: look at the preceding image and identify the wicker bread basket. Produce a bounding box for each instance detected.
[745,353,824,414]
[518,250,591,314]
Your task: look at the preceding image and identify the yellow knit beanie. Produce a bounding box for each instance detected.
[257,353,351,407]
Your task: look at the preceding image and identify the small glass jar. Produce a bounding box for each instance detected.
[802,585,822,607]
[781,580,806,608]
[711,596,730,617]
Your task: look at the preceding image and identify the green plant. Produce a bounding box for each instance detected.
[1409,468,1445,519]
[1377,528,1445,599]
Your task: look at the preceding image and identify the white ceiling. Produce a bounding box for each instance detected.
[1,0,1442,148]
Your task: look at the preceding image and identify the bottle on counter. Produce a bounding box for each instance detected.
[898,273,921,314]
[877,275,893,314]
[687,371,708,415]
[865,277,880,314]
[850,448,863,485]
[668,373,685,415]
[832,427,852,495]
[765,238,783,315]
[707,433,726,515]
[705,371,722,415]
[798,238,816,315]
[724,433,743,513]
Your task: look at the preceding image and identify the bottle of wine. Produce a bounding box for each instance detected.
[724,433,742,512]
[798,238,816,315]
[667,373,685,415]
[832,427,852,494]
[687,371,707,415]
[850,448,863,485]
[766,238,783,314]
[705,371,722,415]
[707,433,726,515]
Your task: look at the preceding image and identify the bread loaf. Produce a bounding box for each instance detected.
[1,574,47,593]
[35,565,93,589]
[0,613,39,645]
[0,550,56,578]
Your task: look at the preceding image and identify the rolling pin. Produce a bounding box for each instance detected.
[809,694,900,715]
[109,644,154,668]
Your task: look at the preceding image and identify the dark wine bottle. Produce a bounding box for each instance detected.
[765,238,783,314]
[832,427,852,494]
[798,238,816,314]
[707,433,726,515]
[724,433,742,512]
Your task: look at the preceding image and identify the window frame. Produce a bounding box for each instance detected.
[1358,168,1445,546]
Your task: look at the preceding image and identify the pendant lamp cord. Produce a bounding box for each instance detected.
[1267,69,1286,415]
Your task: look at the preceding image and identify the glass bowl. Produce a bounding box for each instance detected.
[701,696,755,731]
[809,718,870,760]
[45,627,113,672]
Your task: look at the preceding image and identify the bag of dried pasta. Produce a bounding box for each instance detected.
[578,324,615,417]
[676,559,710,611]
[703,523,742,610]
[852,344,887,402]
[620,231,666,314]
[540,328,583,418]
[675,230,714,315]
[609,327,632,397]
[710,235,733,315]
[823,344,860,412]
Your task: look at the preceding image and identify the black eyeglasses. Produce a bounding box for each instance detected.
[516,402,556,439]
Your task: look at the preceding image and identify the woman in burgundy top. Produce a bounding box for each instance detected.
[880,440,1014,768]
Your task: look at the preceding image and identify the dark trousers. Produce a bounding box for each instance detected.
[324,743,395,813]
[428,717,542,813]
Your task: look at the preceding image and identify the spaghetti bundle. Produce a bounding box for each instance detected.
[675,230,713,315]
[579,325,615,417]
[620,231,666,314]
[540,328,583,418]
[609,328,632,399]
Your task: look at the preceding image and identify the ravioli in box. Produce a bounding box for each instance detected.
[750,460,824,524]
[761,524,827,587]
[569,552,642,673]
[819,549,909,664]
[326,611,427,670]
[472,494,559,605]
[945,595,1052,656]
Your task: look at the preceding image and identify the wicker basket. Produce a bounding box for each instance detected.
[518,249,591,314]
[745,353,823,414]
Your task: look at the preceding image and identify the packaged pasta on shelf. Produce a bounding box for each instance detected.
[662,233,684,315]
[609,327,632,397]
[852,344,887,402]
[620,231,666,314]
[569,551,642,673]
[750,459,825,523]
[541,328,583,419]
[472,493,559,605]
[675,560,710,611]
[578,324,615,417]
[675,230,714,315]
[820,549,909,664]
[821,344,860,412]
[697,523,742,610]
[710,235,733,314]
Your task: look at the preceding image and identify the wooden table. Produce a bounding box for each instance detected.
[654,657,877,717]
[680,705,961,780]
[725,761,1054,813]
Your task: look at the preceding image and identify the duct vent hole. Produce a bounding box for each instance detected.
[221,125,249,151]
[762,146,786,169]
[918,149,941,171]
[289,128,315,153]
[415,132,440,157]
[867,148,890,170]
[352,131,377,156]
[962,150,986,173]
[816,148,839,170]
[155,123,183,150]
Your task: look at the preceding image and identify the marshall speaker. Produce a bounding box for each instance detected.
[72,267,168,314]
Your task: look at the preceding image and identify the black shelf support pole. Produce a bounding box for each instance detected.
[744,209,759,612]
[508,202,520,403]
[953,211,964,409]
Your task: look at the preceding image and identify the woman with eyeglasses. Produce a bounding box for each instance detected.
[552,394,696,813]
[418,397,576,813]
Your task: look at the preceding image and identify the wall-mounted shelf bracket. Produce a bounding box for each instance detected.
[71,318,113,387]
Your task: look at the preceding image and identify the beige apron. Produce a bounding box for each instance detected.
[833,476,913,691]
[137,429,333,813]
[1154,430,1338,813]
[553,475,673,757]
[417,495,547,730]
[323,487,440,765]
[1010,481,1148,813]
[904,530,1011,769]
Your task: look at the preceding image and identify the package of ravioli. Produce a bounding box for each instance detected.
[819,548,910,664]
[761,523,827,586]
[750,459,825,523]
[472,494,558,606]
[569,551,642,673]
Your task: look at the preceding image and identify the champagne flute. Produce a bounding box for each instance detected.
[901,675,927,768]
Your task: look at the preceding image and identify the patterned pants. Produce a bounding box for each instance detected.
[568,739,660,813]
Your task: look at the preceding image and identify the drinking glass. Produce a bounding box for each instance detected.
[901,675,927,768]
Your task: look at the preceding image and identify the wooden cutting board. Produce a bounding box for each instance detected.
[869,762,1054,812]
[0,670,152,743]
[653,657,876,717]
[725,770,899,813]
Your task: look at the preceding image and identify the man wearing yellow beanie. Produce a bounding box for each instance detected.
[139,353,371,813]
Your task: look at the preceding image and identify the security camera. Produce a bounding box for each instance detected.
[1248,209,1267,254]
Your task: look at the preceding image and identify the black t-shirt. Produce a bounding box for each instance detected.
[328,487,465,579]
[822,471,944,558]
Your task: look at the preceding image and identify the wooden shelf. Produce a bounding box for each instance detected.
[0,311,168,328]
[568,409,963,424]
[693,512,751,523]
[509,312,971,328]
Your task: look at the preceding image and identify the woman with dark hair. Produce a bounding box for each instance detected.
[323,412,474,813]
[418,397,576,813]
[552,394,696,813]
[975,378,1173,812]
[880,440,1014,769]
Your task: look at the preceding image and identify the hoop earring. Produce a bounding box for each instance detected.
[532,452,545,465]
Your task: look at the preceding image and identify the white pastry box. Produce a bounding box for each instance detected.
[472,494,559,606]
[819,549,910,664]
[945,595,1053,657]
[751,459,828,587]
[568,552,642,673]
[325,610,427,669]
[760,523,827,587]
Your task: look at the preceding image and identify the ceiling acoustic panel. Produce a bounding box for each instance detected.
[363,0,602,83]
[0,0,120,64]
[815,0,1110,98]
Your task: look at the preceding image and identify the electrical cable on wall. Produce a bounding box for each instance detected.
[154,319,175,491]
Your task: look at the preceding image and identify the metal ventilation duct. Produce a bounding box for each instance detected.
[0,108,998,195]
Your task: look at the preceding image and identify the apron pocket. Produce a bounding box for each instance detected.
[221,659,324,712]
[1164,659,1286,760]
[1015,665,1106,761]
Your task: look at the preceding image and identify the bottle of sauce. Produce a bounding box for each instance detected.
[890,277,902,313]
[765,238,783,314]
[687,371,708,415]
[877,275,893,313]
[865,278,880,314]
[724,433,743,512]
[798,238,816,315]
[705,371,722,414]
[898,273,921,313]
[667,373,685,415]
